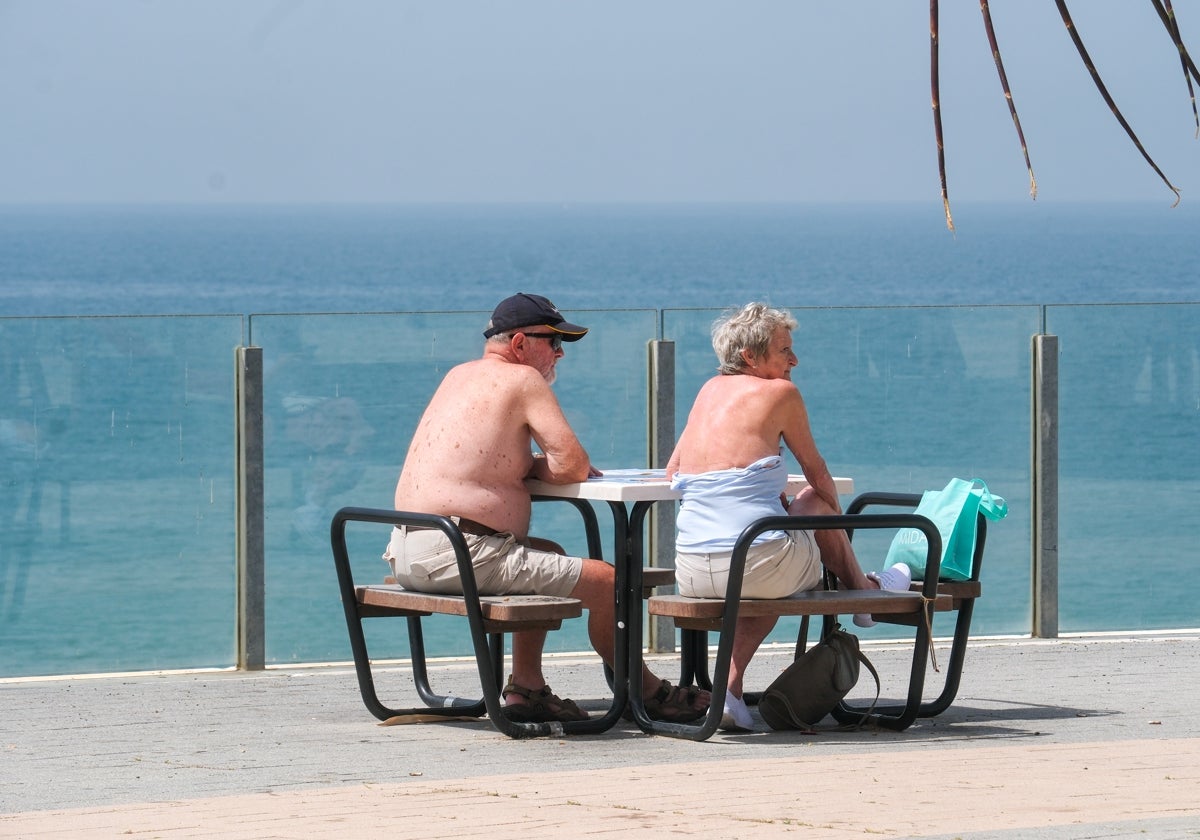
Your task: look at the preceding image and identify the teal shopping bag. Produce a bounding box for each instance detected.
[883,478,1008,581]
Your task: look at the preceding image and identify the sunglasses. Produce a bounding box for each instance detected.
[522,332,563,351]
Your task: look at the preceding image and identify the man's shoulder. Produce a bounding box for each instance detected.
[448,356,528,379]
[442,356,544,394]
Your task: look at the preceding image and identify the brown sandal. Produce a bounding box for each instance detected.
[501,676,589,723]
[644,679,708,723]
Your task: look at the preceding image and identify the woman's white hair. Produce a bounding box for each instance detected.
[711,302,797,374]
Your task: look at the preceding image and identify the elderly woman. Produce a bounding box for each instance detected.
[666,302,910,731]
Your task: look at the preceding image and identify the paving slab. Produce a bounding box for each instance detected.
[2,633,1199,839]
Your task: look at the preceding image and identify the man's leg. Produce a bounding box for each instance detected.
[503,537,561,706]
[567,558,621,676]
[570,558,708,712]
[503,559,623,709]
[504,547,708,717]
[507,630,548,696]
[506,543,625,689]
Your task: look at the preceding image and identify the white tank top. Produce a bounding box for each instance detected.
[671,455,788,552]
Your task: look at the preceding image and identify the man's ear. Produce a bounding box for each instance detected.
[509,332,530,359]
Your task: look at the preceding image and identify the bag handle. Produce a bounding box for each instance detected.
[968,478,1009,521]
[838,646,882,730]
[765,688,812,731]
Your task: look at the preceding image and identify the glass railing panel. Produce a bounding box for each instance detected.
[1046,303,1200,632]
[252,308,658,664]
[0,315,243,677]
[664,305,1039,640]
[20,303,1189,678]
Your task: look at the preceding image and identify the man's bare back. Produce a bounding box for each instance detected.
[394,347,589,539]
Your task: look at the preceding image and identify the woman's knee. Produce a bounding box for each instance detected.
[787,487,833,516]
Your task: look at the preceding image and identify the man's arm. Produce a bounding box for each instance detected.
[524,374,591,484]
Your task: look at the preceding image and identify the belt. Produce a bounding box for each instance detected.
[452,516,500,537]
[398,516,500,537]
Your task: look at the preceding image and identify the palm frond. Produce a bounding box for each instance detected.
[980,0,1037,199]
[1056,0,1181,204]
[931,1,954,231]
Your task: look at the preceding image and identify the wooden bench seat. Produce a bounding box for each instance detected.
[640,566,675,596]
[356,585,582,633]
[649,588,953,631]
[917,579,980,607]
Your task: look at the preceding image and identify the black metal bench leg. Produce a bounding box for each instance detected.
[918,599,975,716]
[831,605,932,730]
[406,615,488,714]
[345,610,399,722]
[678,629,712,691]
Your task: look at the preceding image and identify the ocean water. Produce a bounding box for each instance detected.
[1,202,1198,676]
[2,201,1198,317]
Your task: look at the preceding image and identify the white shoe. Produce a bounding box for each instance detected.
[719,692,754,732]
[854,564,913,628]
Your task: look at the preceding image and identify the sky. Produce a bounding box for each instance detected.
[1,0,1198,205]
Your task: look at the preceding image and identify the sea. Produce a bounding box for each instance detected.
[2,200,1198,317]
[1,201,1197,676]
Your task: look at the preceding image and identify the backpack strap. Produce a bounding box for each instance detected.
[839,647,881,730]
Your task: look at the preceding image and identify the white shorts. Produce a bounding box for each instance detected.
[675,531,822,599]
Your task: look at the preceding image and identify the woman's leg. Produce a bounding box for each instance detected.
[729,614,778,698]
[786,487,875,590]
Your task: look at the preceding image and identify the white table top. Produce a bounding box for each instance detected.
[527,468,853,503]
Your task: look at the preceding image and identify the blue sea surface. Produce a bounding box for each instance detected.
[1,202,1197,676]
[2,201,1197,317]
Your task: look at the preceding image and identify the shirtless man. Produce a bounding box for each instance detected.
[386,293,707,724]
[667,302,911,731]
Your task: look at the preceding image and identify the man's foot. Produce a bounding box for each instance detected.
[719,691,754,732]
[501,676,589,723]
[643,679,709,723]
[854,564,913,628]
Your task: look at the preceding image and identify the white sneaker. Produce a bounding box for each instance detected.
[719,692,754,732]
[873,564,913,591]
[854,564,913,628]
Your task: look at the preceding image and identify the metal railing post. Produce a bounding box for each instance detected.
[647,339,676,653]
[236,346,266,669]
[1032,334,1059,638]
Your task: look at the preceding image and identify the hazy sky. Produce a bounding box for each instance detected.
[2,1,1198,204]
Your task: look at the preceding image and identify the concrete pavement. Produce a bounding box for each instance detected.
[3,633,1199,839]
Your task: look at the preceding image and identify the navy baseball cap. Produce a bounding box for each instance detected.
[483,293,588,341]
